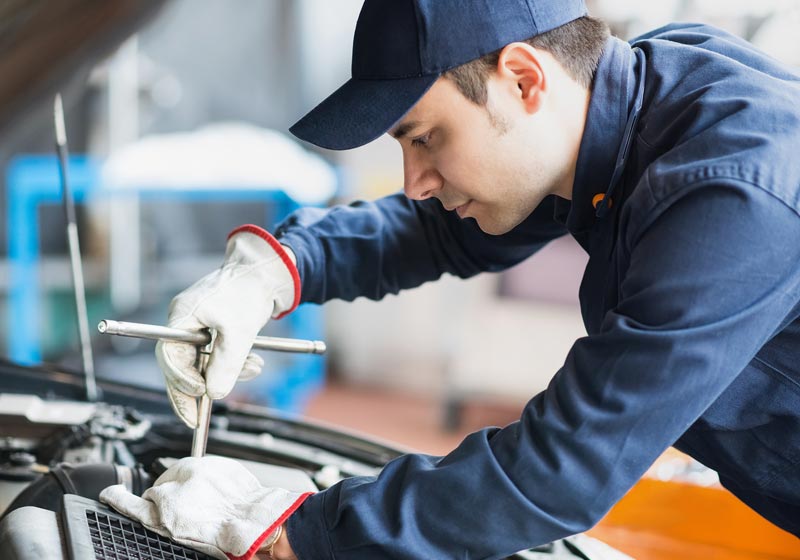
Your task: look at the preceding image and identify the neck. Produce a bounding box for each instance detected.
[551,81,591,201]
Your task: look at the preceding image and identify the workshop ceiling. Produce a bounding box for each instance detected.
[0,0,168,133]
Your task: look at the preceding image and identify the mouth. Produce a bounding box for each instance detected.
[442,201,460,211]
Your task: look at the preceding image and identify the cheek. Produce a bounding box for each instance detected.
[432,147,468,183]
[436,138,495,182]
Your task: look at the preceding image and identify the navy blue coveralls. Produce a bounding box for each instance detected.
[277,24,800,558]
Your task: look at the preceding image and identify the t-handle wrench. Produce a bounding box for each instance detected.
[98,319,326,457]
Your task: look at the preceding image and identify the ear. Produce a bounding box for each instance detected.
[495,42,546,114]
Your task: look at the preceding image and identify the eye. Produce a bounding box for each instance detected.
[410,131,431,148]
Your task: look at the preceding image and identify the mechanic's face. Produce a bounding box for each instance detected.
[391,45,584,235]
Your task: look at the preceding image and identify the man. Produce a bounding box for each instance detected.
[100,0,800,558]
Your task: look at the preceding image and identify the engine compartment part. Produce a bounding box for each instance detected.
[4,463,151,517]
[0,393,96,425]
[0,505,65,560]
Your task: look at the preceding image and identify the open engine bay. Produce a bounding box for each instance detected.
[0,362,632,560]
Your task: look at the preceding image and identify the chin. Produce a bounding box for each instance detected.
[473,211,524,235]
[475,219,513,236]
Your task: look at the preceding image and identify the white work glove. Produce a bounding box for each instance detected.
[100,456,312,560]
[157,224,300,428]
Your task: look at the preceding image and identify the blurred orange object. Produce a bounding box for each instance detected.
[588,452,800,560]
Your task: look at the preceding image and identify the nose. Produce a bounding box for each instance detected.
[402,149,443,201]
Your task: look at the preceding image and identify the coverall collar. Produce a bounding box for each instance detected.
[557,36,642,235]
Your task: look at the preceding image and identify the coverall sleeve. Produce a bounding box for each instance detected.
[274,192,567,303]
[285,181,800,559]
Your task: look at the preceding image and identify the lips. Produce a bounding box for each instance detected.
[441,199,472,216]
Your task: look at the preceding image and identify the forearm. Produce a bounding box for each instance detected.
[276,194,476,303]
[275,193,565,304]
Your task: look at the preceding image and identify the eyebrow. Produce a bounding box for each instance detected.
[390,120,421,140]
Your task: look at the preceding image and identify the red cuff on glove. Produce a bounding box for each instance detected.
[227,224,301,319]
[227,492,313,560]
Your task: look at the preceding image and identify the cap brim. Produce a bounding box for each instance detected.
[289,74,438,150]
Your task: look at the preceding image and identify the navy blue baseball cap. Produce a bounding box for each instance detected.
[290,0,587,150]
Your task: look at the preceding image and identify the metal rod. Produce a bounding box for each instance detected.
[191,338,214,458]
[55,93,97,402]
[191,394,212,457]
[97,319,326,354]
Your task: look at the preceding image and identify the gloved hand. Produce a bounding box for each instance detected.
[157,224,300,428]
[100,456,311,560]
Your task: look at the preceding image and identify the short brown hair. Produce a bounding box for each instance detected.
[445,16,610,106]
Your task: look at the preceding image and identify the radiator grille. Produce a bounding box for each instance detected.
[85,509,213,560]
